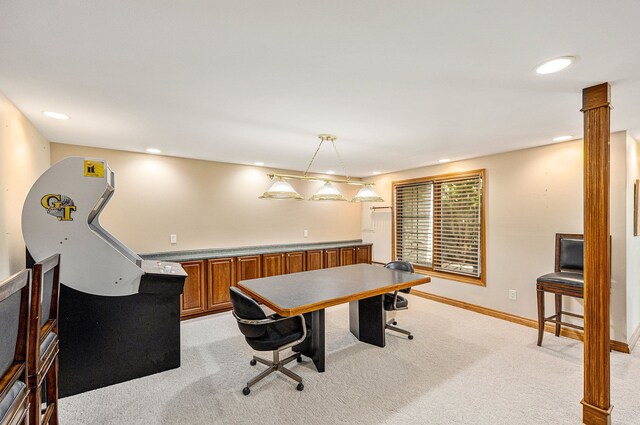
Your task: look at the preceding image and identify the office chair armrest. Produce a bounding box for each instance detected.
[391,290,408,311]
[233,312,308,351]
[392,290,401,310]
[232,311,307,331]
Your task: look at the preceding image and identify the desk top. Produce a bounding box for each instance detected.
[237,264,430,316]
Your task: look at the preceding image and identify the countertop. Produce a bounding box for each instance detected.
[140,239,372,262]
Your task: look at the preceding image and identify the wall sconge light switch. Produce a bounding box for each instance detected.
[303,229,308,238]
[170,234,177,244]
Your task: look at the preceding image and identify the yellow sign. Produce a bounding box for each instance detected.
[84,160,105,178]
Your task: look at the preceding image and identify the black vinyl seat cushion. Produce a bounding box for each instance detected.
[537,272,584,288]
[0,380,25,423]
[384,293,408,310]
[245,314,305,352]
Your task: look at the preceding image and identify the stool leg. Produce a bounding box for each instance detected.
[554,294,562,337]
[536,287,545,346]
[46,357,59,425]
[28,380,41,425]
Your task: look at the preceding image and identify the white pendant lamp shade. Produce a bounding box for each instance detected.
[351,185,384,202]
[259,178,303,200]
[309,182,347,201]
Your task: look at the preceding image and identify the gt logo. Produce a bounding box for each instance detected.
[41,194,76,221]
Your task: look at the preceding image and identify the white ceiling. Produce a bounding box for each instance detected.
[1,1,639,177]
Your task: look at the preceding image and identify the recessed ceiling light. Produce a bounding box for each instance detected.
[253,162,265,166]
[146,148,161,154]
[438,159,451,163]
[43,111,70,120]
[535,56,575,74]
[553,135,573,142]
[326,170,335,174]
[372,171,382,175]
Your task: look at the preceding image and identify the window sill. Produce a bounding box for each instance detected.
[412,267,486,287]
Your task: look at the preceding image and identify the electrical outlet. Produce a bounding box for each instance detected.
[508,289,517,300]
[170,234,177,244]
[303,229,308,238]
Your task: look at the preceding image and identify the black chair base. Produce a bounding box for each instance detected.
[385,317,413,340]
[243,350,304,395]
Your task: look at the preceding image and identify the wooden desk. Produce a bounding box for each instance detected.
[237,264,430,372]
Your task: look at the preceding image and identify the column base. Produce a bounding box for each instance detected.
[581,399,612,425]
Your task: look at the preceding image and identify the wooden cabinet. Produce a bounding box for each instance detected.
[306,250,323,271]
[180,260,207,318]
[324,248,339,268]
[263,253,285,277]
[340,247,356,266]
[207,258,235,312]
[237,255,262,282]
[177,244,372,319]
[356,245,371,264]
[286,251,306,274]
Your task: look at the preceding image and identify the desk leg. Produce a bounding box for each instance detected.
[310,309,325,372]
[349,295,385,347]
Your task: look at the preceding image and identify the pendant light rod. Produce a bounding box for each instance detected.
[266,173,372,186]
[259,133,383,202]
[302,134,349,181]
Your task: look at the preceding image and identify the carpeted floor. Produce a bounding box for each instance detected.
[59,296,640,424]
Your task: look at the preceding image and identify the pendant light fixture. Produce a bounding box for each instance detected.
[259,177,303,200]
[309,181,348,201]
[259,134,384,202]
[352,184,385,202]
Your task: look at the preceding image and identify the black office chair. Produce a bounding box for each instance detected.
[230,287,307,395]
[384,261,414,340]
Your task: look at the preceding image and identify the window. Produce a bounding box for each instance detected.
[392,170,485,285]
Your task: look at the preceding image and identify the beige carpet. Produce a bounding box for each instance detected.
[59,296,640,424]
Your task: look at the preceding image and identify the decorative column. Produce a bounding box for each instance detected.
[581,82,612,425]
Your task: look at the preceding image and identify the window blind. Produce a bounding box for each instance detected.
[433,175,482,278]
[394,182,433,267]
[394,172,483,280]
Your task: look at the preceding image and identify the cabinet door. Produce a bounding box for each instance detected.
[285,251,306,274]
[180,260,207,318]
[306,250,324,271]
[207,258,235,311]
[263,253,286,277]
[236,255,262,283]
[340,247,355,266]
[356,246,371,264]
[324,248,339,268]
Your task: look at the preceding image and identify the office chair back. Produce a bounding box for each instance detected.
[385,261,414,294]
[230,287,268,338]
[556,234,584,272]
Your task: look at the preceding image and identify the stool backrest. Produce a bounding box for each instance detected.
[0,269,30,396]
[29,254,61,374]
[555,234,584,273]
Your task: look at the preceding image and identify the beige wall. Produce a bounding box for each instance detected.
[362,132,629,342]
[51,143,362,254]
[0,92,50,279]
[626,133,640,340]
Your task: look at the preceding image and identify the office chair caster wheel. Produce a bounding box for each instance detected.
[408,335,414,340]
[296,383,304,391]
[250,359,257,366]
[392,321,397,325]
[242,387,251,396]
[297,355,302,363]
